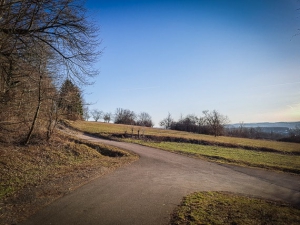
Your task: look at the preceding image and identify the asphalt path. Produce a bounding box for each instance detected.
[22,134,300,225]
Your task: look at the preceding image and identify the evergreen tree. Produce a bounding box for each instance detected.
[58,79,83,120]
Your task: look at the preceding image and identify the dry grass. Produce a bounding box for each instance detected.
[170,192,300,225]
[68,120,300,153]
[0,133,138,225]
[66,121,300,174]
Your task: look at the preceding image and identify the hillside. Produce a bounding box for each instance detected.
[1,121,299,224]
[0,131,138,225]
[66,120,300,174]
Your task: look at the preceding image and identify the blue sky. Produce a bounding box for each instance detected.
[84,0,300,125]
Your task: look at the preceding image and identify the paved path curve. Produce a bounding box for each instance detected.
[22,134,300,225]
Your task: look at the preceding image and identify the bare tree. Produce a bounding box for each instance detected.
[196,116,206,134]
[0,0,101,84]
[160,112,174,129]
[46,91,60,141]
[175,114,198,132]
[0,0,101,143]
[285,125,300,143]
[114,108,136,125]
[0,40,58,143]
[203,110,229,137]
[24,75,43,144]
[83,106,90,121]
[91,109,103,122]
[136,112,154,127]
[103,112,112,123]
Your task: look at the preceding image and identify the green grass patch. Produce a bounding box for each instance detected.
[170,191,300,225]
[126,140,300,174]
[68,121,300,154]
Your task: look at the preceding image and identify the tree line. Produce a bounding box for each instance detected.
[84,108,154,127]
[0,0,100,144]
[159,111,300,142]
[226,123,300,143]
[160,110,229,137]
[84,108,230,136]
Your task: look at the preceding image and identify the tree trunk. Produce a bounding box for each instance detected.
[24,76,42,145]
[47,99,59,141]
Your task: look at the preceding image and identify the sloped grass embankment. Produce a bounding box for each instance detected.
[0,134,138,225]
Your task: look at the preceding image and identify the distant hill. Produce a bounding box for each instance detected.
[229,122,300,129]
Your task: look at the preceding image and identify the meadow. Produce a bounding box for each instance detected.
[68,121,300,153]
[68,120,300,174]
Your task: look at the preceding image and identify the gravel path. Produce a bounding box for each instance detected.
[22,133,300,225]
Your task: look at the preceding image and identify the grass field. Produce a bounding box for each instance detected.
[67,121,300,174]
[170,192,300,225]
[128,140,300,174]
[68,121,300,153]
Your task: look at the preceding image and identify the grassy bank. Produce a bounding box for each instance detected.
[0,133,138,225]
[170,192,300,225]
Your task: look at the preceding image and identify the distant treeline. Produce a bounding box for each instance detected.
[225,123,300,143]
[161,112,300,143]
[86,107,300,143]
[85,108,154,127]
[159,110,229,137]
